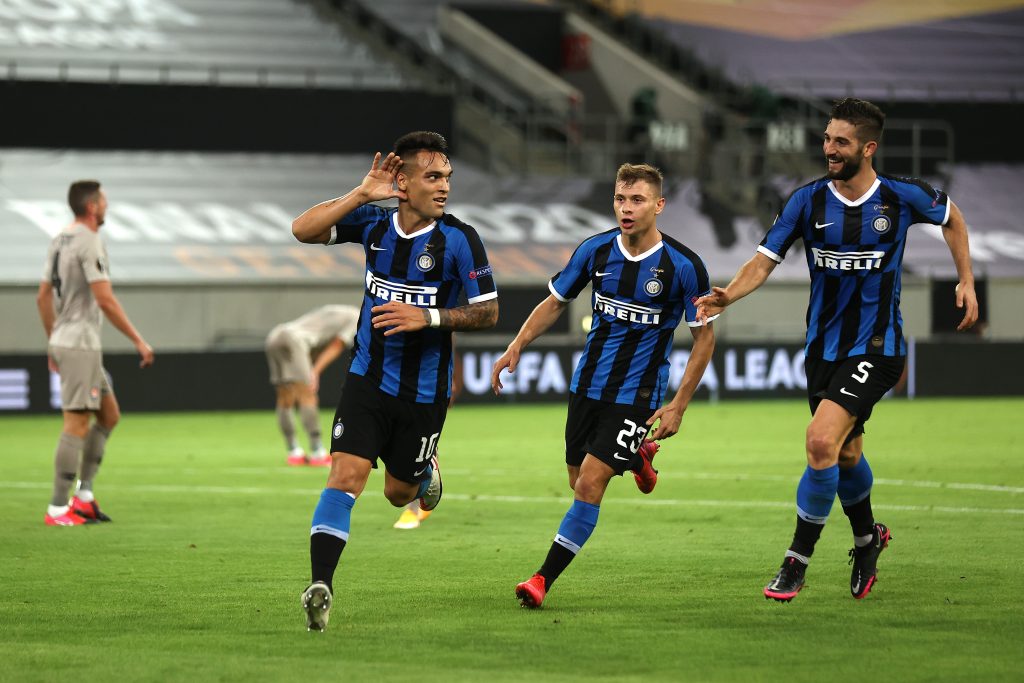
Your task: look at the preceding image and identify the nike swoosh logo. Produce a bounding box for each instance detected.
[612,453,629,461]
[595,271,612,277]
[815,222,834,229]
[839,387,859,398]
[370,244,387,251]
[413,466,429,477]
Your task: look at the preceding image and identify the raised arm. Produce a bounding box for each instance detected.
[490,295,567,394]
[90,280,154,368]
[647,322,715,440]
[292,152,406,244]
[695,252,777,322]
[941,201,979,331]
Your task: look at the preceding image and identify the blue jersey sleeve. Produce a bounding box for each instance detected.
[450,225,497,304]
[675,253,716,327]
[328,204,388,245]
[894,178,951,226]
[757,186,809,262]
[549,239,595,302]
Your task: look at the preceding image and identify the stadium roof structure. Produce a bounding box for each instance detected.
[637,1,1024,102]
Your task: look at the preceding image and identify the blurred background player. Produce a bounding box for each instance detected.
[491,164,717,608]
[265,304,358,466]
[393,339,463,529]
[697,98,978,602]
[291,131,498,630]
[36,180,154,526]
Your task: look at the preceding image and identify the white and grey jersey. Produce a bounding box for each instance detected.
[42,223,111,351]
[284,304,359,350]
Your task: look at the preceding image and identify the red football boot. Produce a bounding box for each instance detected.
[633,440,660,494]
[515,573,547,609]
[70,496,112,522]
[44,509,93,526]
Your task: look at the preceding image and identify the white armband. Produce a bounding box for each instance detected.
[427,308,441,328]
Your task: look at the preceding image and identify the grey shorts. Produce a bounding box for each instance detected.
[50,346,112,411]
[265,325,312,385]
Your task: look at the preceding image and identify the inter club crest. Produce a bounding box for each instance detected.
[871,215,891,234]
[416,253,435,272]
[644,278,663,296]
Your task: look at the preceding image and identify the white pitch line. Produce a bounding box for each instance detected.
[656,471,1024,495]
[125,467,1024,494]
[0,481,1021,515]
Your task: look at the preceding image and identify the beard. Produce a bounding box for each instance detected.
[826,152,862,181]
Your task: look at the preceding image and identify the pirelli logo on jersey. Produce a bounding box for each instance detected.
[366,272,438,306]
[811,248,884,272]
[594,293,661,325]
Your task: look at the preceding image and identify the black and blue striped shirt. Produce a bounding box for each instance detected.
[550,229,714,410]
[329,205,497,403]
[759,174,950,360]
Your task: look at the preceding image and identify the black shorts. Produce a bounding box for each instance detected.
[805,354,905,441]
[565,392,655,475]
[330,372,448,484]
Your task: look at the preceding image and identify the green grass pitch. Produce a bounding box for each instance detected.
[1,398,1022,682]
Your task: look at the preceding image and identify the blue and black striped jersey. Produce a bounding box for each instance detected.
[550,229,715,410]
[759,174,950,361]
[328,205,497,403]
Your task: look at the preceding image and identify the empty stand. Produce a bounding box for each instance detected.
[0,0,405,88]
[650,5,1024,102]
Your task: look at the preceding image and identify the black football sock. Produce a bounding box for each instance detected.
[310,534,346,593]
[538,543,576,590]
[788,516,825,560]
[842,496,875,542]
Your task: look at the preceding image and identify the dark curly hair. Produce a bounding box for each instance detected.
[393,131,449,161]
[830,98,885,143]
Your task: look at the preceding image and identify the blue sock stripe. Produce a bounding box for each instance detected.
[838,455,873,506]
[556,500,600,550]
[310,488,356,540]
[795,464,839,522]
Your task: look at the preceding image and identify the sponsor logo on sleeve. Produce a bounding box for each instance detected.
[468,265,492,280]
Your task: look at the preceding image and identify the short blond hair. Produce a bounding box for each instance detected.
[615,163,663,196]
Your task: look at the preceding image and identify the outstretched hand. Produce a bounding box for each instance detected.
[694,286,730,324]
[646,402,684,440]
[360,152,408,203]
[955,282,979,331]
[490,345,521,395]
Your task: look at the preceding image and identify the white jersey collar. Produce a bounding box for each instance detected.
[392,211,436,239]
[616,234,663,262]
[827,177,880,207]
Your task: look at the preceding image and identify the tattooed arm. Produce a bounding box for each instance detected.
[371,299,498,337]
[437,299,498,331]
